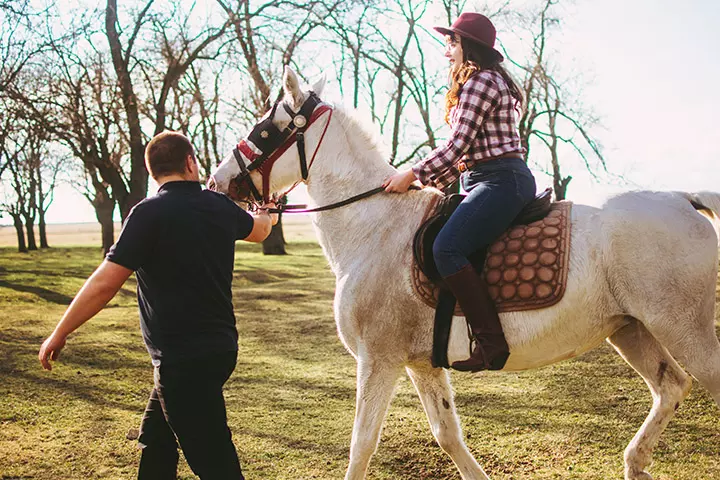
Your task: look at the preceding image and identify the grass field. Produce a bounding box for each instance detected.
[1,221,719,479]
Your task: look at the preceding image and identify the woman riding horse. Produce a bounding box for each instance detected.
[383,13,537,372]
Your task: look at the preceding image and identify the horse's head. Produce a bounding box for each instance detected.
[208,66,328,206]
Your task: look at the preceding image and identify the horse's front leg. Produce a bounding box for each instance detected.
[345,353,401,480]
[406,362,490,480]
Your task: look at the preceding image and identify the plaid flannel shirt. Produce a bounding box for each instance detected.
[412,70,525,190]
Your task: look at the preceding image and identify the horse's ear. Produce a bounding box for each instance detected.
[283,66,303,109]
[311,74,326,96]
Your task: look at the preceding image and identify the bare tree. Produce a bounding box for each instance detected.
[326,0,448,168]
[6,1,230,251]
[0,2,63,250]
[325,2,373,109]
[0,0,42,94]
[327,0,606,199]
[0,111,30,252]
[104,0,152,218]
[0,101,13,179]
[505,0,606,200]
[218,0,345,254]
[0,0,42,177]
[36,145,61,248]
[105,0,230,218]
[171,62,235,178]
[6,1,242,251]
[14,23,129,254]
[54,55,125,253]
[20,128,42,250]
[0,108,48,252]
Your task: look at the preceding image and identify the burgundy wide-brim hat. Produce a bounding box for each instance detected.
[434,12,504,63]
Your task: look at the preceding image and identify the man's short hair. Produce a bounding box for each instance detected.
[145,131,195,179]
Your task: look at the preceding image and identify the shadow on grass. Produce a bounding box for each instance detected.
[3,268,93,280]
[8,370,146,414]
[62,343,149,371]
[450,349,720,460]
[230,373,355,404]
[0,328,151,414]
[1,338,149,414]
[0,322,148,368]
[236,425,350,458]
[0,280,73,304]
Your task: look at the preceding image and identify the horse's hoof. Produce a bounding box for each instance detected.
[626,469,653,480]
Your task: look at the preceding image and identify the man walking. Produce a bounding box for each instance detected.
[39,131,276,479]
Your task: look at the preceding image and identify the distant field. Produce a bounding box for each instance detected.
[0,214,317,248]
[1,231,719,479]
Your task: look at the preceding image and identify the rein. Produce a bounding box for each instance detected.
[269,185,422,215]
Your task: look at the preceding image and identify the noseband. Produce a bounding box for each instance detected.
[232,92,332,205]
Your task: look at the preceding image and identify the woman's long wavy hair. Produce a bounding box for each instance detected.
[444,33,524,124]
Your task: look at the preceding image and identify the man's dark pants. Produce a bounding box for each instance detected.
[137,351,244,479]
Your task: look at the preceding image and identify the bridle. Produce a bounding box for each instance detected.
[230,92,417,215]
[231,92,333,209]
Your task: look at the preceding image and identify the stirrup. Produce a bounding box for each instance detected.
[451,336,509,372]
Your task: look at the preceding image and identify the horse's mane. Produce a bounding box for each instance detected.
[330,105,393,171]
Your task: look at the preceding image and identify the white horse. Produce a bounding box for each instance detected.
[210,66,720,480]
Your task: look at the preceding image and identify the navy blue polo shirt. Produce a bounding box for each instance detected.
[106,181,254,366]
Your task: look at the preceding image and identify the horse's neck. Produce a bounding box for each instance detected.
[305,117,435,275]
[305,119,395,204]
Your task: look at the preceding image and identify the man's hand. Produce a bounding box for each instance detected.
[39,333,67,371]
[382,169,419,193]
[37,260,132,372]
[262,201,279,226]
[244,202,278,242]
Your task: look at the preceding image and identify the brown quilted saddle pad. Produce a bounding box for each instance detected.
[412,201,573,313]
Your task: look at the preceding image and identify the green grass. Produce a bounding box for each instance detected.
[1,244,719,479]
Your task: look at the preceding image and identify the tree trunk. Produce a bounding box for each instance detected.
[553,175,571,201]
[106,0,148,220]
[24,217,37,250]
[93,190,116,255]
[97,210,115,256]
[262,214,286,255]
[37,168,50,248]
[39,212,49,248]
[12,215,27,253]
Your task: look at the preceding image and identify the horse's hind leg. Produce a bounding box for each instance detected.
[345,357,401,480]
[406,363,489,480]
[642,306,720,408]
[608,318,693,480]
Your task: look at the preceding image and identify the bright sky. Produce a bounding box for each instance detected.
[36,0,720,223]
[554,0,720,204]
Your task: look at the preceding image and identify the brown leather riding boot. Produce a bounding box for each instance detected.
[443,264,510,372]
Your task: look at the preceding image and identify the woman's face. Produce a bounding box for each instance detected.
[445,35,463,72]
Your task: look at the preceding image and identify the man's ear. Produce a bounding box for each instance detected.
[186,154,196,174]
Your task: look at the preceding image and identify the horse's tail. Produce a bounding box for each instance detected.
[682,191,720,244]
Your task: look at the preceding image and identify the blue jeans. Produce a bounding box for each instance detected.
[433,157,537,278]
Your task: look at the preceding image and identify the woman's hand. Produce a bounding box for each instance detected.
[382,169,419,193]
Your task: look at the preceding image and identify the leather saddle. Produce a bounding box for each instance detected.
[413,187,554,283]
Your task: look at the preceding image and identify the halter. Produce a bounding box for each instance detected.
[232,92,332,206]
